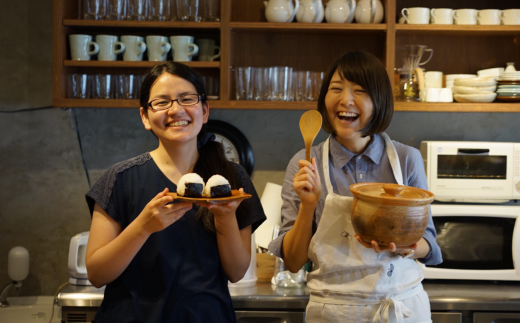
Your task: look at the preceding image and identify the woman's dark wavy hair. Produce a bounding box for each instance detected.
[317,51,394,137]
[140,62,238,232]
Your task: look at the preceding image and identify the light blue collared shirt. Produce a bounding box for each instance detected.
[268,133,443,266]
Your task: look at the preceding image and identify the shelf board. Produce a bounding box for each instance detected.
[53,100,520,112]
[63,60,220,68]
[63,19,220,29]
[229,22,386,33]
[395,24,520,35]
[394,102,520,112]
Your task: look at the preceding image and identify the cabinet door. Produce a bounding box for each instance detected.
[432,312,462,323]
[474,312,520,323]
[235,310,305,322]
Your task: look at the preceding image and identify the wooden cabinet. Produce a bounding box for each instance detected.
[53,0,520,112]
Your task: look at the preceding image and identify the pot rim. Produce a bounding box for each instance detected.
[350,182,435,206]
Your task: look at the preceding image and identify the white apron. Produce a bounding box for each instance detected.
[305,133,431,323]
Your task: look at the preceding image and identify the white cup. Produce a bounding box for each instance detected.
[499,9,520,25]
[69,35,99,61]
[476,9,501,25]
[146,35,171,61]
[121,35,147,61]
[96,35,125,61]
[452,9,477,25]
[170,36,199,62]
[425,71,443,88]
[426,88,441,102]
[402,7,430,24]
[439,88,453,102]
[430,8,453,25]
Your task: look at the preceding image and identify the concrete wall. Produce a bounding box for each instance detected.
[1,1,520,296]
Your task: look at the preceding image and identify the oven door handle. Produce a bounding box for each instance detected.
[457,148,490,154]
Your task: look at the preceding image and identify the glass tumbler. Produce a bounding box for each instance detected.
[269,66,293,101]
[235,67,252,100]
[68,74,91,99]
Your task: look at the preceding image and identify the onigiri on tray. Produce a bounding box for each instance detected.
[168,173,251,204]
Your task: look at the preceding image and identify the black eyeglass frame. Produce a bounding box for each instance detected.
[147,94,203,111]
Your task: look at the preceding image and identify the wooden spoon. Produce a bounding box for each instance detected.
[299,110,322,162]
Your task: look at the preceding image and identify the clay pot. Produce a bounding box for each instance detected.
[350,183,435,247]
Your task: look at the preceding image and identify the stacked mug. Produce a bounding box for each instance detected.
[70,34,220,62]
[399,7,520,25]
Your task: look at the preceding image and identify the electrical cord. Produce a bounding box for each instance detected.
[0,106,55,113]
[49,282,69,323]
[71,108,92,188]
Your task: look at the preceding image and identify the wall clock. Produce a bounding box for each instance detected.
[206,120,254,176]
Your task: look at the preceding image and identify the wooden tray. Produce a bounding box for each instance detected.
[166,190,252,204]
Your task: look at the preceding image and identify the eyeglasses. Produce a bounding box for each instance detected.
[147,94,202,111]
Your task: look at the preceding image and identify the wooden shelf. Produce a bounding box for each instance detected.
[53,99,520,112]
[394,102,520,112]
[395,24,520,35]
[229,22,387,32]
[63,19,221,29]
[63,60,220,68]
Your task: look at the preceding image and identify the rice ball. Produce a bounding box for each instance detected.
[177,173,205,197]
[204,175,232,198]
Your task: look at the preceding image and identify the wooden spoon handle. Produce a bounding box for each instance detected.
[305,142,311,162]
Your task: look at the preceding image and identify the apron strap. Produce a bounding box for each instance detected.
[381,132,404,186]
[322,135,334,195]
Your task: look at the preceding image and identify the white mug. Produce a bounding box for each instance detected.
[452,9,477,25]
[96,35,125,61]
[170,36,199,62]
[146,36,171,61]
[195,38,220,61]
[439,88,453,102]
[476,9,501,25]
[425,71,443,88]
[402,7,430,24]
[425,88,441,102]
[499,9,520,25]
[121,36,147,61]
[69,34,99,60]
[430,8,453,25]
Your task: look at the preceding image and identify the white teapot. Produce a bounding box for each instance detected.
[264,0,300,23]
[354,0,384,24]
[296,0,324,23]
[325,0,356,23]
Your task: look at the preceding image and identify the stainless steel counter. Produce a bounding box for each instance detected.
[57,281,520,311]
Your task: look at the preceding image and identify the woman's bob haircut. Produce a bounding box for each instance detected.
[317,51,394,138]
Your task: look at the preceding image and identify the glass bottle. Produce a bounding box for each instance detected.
[395,73,419,102]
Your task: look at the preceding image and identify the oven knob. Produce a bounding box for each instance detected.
[518,182,520,191]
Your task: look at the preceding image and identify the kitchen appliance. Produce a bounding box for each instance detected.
[420,141,520,203]
[68,231,92,286]
[421,204,520,281]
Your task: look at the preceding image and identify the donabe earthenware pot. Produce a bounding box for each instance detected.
[350,183,435,247]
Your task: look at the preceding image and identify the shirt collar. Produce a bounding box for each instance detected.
[329,133,385,168]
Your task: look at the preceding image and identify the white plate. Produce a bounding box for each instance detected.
[454,77,497,87]
[454,93,497,103]
[451,85,496,94]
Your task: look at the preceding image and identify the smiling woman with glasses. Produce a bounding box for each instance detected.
[84,62,266,323]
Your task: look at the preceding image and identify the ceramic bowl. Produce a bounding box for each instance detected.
[445,74,477,81]
[453,93,497,103]
[451,85,496,94]
[350,183,435,247]
[477,67,504,77]
[453,77,497,87]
